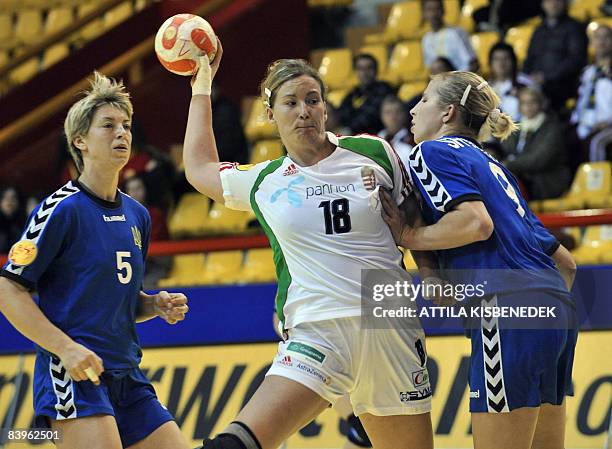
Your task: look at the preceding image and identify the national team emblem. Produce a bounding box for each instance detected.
[131,226,142,250]
[8,239,38,266]
[361,166,377,191]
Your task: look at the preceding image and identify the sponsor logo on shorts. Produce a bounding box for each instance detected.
[470,390,480,399]
[411,369,429,387]
[287,342,326,364]
[295,361,331,385]
[399,386,432,403]
[279,355,293,367]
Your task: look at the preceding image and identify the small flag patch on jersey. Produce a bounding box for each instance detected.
[361,166,377,191]
[8,239,38,266]
[237,164,256,171]
[131,226,142,250]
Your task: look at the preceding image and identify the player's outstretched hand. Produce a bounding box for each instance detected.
[380,188,409,245]
[191,38,222,96]
[154,290,189,324]
[58,342,104,385]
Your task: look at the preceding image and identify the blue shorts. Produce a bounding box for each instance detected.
[34,352,174,447]
[468,293,577,413]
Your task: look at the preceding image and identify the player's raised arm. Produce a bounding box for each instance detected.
[183,39,225,203]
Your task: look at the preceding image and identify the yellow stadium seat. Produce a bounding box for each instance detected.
[240,248,277,283]
[326,88,349,108]
[244,99,277,142]
[571,225,612,265]
[45,7,73,35]
[527,200,541,213]
[383,1,422,43]
[203,202,250,234]
[504,24,536,64]
[158,253,206,287]
[249,139,284,164]
[570,0,604,22]
[168,192,210,238]
[398,80,427,102]
[0,50,8,69]
[387,40,426,85]
[15,9,43,44]
[471,31,500,76]
[444,0,461,26]
[201,250,244,285]
[459,0,489,33]
[42,43,69,69]
[104,1,133,29]
[0,13,13,43]
[541,162,612,212]
[9,57,38,85]
[318,48,353,90]
[358,44,389,77]
[403,249,418,270]
[78,2,105,41]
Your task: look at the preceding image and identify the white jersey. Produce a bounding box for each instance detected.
[220,132,412,328]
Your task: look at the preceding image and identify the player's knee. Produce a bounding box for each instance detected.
[347,414,372,448]
[201,422,261,449]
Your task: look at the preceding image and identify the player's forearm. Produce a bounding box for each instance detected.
[0,277,74,356]
[135,291,157,322]
[551,245,577,290]
[401,203,493,250]
[183,96,224,201]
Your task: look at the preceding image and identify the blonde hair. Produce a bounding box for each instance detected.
[431,71,518,141]
[64,72,133,173]
[260,59,326,108]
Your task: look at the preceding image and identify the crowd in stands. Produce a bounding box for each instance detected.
[2,0,612,281]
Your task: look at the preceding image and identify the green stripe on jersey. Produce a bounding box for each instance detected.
[249,157,291,326]
[338,136,393,179]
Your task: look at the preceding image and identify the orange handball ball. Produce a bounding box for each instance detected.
[155,13,217,76]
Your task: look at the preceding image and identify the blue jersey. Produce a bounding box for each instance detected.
[1,180,151,369]
[406,136,566,296]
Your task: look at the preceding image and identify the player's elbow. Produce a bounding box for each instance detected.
[473,214,494,241]
[459,201,494,242]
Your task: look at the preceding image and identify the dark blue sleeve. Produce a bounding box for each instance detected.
[1,201,70,290]
[407,140,483,214]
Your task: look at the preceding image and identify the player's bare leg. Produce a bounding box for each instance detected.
[126,421,190,449]
[472,407,540,449]
[332,395,371,449]
[51,414,122,449]
[224,375,329,449]
[358,412,433,449]
[530,402,566,449]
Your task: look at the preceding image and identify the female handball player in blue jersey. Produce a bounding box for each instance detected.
[380,71,578,449]
[182,41,436,449]
[0,73,190,449]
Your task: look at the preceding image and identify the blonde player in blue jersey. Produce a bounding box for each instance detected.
[380,71,578,449]
[182,43,435,449]
[0,73,190,449]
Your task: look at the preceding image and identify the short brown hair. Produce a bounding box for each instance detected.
[64,72,133,173]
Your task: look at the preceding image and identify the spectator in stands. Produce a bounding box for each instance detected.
[472,0,541,33]
[0,186,25,254]
[570,24,612,162]
[405,57,456,111]
[211,82,249,164]
[124,175,172,290]
[326,104,351,136]
[501,87,571,200]
[337,53,394,134]
[488,42,530,121]
[377,95,414,166]
[523,0,588,110]
[421,0,478,72]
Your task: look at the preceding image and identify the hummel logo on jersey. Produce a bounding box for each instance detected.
[283,164,299,176]
[103,214,126,222]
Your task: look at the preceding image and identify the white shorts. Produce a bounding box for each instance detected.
[266,316,431,416]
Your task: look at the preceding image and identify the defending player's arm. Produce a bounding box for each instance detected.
[0,277,103,384]
[183,40,225,203]
[550,245,577,290]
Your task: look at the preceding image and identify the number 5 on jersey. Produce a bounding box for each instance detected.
[116,251,132,284]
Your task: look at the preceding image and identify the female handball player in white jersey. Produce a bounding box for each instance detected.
[183,42,435,449]
[380,71,578,449]
[0,73,190,449]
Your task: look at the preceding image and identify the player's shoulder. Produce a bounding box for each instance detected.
[335,132,395,160]
[33,181,81,218]
[119,191,149,217]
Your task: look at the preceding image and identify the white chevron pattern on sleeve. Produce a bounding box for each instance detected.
[407,144,452,212]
